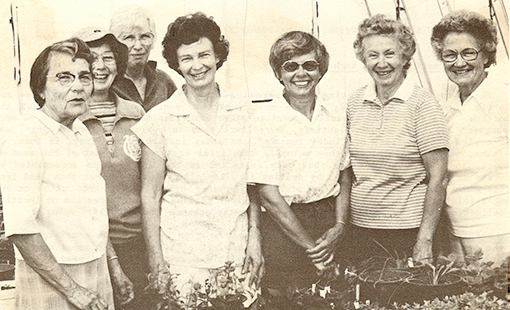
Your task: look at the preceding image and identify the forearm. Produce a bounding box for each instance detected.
[10,233,77,296]
[417,179,445,243]
[335,167,353,224]
[141,192,165,270]
[256,184,315,249]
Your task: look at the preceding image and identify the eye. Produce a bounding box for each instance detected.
[199,52,211,58]
[122,35,135,41]
[385,51,395,58]
[367,52,378,59]
[57,73,73,83]
[179,56,192,62]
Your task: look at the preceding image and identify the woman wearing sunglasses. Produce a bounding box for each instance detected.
[248,31,352,305]
[346,15,448,265]
[431,11,509,264]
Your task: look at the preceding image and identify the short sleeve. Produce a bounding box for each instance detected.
[247,111,280,186]
[131,108,166,159]
[415,95,449,155]
[0,129,43,236]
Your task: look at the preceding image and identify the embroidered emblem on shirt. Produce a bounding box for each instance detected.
[123,135,141,162]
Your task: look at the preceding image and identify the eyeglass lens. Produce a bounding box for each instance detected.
[282,60,319,72]
[55,72,93,87]
[441,48,478,62]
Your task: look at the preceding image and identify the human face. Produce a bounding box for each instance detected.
[279,52,321,99]
[117,22,154,69]
[40,52,93,126]
[441,32,487,95]
[90,44,118,93]
[177,37,219,91]
[362,35,406,90]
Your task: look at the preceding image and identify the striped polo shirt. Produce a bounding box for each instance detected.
[347,78,448,229]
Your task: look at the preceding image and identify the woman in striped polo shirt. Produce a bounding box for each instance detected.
[346,15,449,265]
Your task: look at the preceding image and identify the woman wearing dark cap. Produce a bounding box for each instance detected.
[75,26,147,309]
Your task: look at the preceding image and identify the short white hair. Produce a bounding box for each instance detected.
[109,6,156,39]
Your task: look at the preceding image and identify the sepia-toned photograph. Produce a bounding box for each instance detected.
[0,0,508,309]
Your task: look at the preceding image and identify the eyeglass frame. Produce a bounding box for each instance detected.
[47,72,94,87]
[92,52,116,65]
[281,59,320,73]
[119,33,155,46]
[440,48,480,63]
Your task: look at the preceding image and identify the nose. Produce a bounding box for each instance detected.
[70,77,85,92]
[295,64,306,76]
[377,55,388,67]
[191,58,203,70]
[93,57,106,69]
[133,39,143,50]
[452,56,467,67]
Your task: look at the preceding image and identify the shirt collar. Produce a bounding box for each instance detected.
[363,76,415,104]
[80,92,145,122]
[31,109,82,135]
[163,84,246,117]
[446,70,494,113]
[274,93,330,122]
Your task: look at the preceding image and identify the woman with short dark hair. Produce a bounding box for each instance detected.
[133,12,262,308]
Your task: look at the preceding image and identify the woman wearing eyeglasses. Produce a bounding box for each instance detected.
[248,31,352,303]
[346,15,448,266]
[431,11,510,264]
[74,27,154,309]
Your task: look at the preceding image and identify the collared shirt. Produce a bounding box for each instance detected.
[0,110,108,264]
[347,77,448,229]
[248,95,350,205]
[112,60,177,112]
[132,86,251,268]
[80,93,145,243]
[444,67,509,238]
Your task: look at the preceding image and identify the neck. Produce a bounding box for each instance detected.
[91,89,111,103]
[284,91,316,121]
[459,72,487,103]
[126,64,145,80]
[40,105,75,129]
[376,76,404,103]
[184,83,220,106]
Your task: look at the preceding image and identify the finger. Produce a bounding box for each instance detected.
[308,247,329,260]
[306,243,327,254]
[324,253,335,266]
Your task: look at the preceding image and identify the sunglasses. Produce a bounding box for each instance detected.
[281,60,320,72]
[441,48,479,63]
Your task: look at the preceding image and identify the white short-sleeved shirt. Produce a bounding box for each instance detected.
[347,78,448,229]
[0,110,108,264]
[444,67,510,238]
[248,95,350,205]
[132,87,250,268]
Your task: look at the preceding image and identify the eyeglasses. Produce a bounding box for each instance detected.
[120,33,154,46]
[48,72,93,87]
[92,53,116,65]
[282,60,320,72]
[441,48,479,63]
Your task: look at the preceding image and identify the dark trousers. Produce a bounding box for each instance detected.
[111,236,154,310]
[261,196,337,293]
[344,225,419,266]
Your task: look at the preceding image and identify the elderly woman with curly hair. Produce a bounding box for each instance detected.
[132,12,262,308]
[431,11,509,264]
[248,31,352,302]
[346,15,449,265]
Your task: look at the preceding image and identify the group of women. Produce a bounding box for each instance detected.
[0,7,508,310]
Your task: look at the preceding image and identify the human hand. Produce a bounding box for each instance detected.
[242,227,265,287]
[413,239,433,264]
[306,223,345,265]
[148,263,172,296]
[65,281,109,310]
[109,262,135,305]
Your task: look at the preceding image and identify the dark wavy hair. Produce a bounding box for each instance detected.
[30,38,94,107]
[269,31,329,84]
[162,12,229,75]
[431,10,498,68]
[353,14,416,73]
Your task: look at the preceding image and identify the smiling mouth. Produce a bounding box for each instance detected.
[191,71,208,79]
[94,73,109,81]
[376,70,392,77]
[293,81,310,87]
